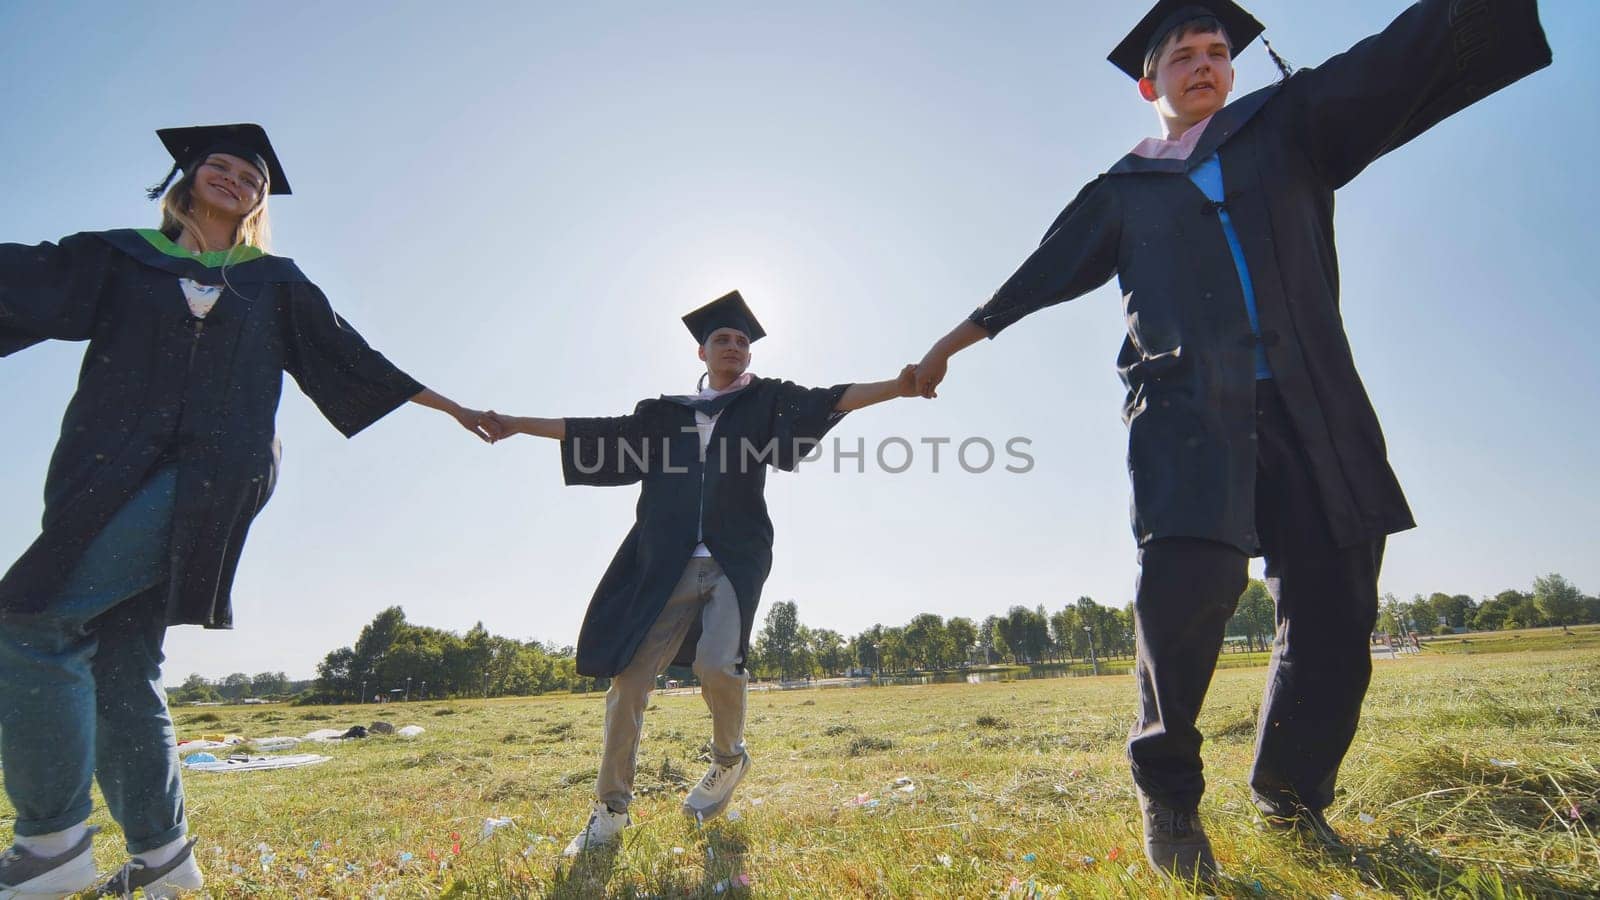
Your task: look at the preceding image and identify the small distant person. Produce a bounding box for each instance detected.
[912,0,1550,882]
[486,291,920,855]
[0,124,494,898]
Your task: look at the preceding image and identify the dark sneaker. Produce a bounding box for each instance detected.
[1137,788,1219,883]
[0,828,98,899]
[1253,793,1348,847]
[99,838,204,898]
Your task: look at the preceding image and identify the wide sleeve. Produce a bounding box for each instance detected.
[280,282,425,437]
[968,176,1121,339]
[1284,0,1551,190]
[0,233,114,356]
[561,400,661,486]
[769,381,850,472]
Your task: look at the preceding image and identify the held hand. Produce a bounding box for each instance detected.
[482,410,517,442]
[895,363,919,398]
[452,406,497,443]
[914,349,949,399]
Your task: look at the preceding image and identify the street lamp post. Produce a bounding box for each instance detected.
[1084,625,1100,676]
[359,680,367,705]
[404,676,412,702]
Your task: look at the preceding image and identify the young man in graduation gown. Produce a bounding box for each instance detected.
[487,291,919,854]
[912,0,1551,881]
[0,124,492,898]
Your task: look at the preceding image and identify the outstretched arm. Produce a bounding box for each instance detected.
[0,234,114,356]
[914,321,988,399]
[409,388,495,442]
[483,412,565,441]
[916,176,1121,399]
[835,364,920,411]
[1286,0,1550,189]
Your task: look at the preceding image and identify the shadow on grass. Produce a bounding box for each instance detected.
[1361,832,1595,898]
[548,841,622,899]
[686,825,753,898]
[544,823,752,899]
[1331,743,1600,897]
[1265,830,1597,899]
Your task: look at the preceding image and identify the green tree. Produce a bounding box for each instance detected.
[1073,597,1123,661]
[809,628,847,676]
[1504,591,1546,629]
[454,622,495,696]
[1376,592,1405,634]
[980,615,1007,664]
[946,617,979,665]
[218,673,252,702]
[251,671,289,697]
[1002,606,1050,663]
[1050,605,1082,657]
[371,626,452,697]
[850,625,883,674]
[1400,595,1433,634]
[314,606,412,699]
[170,673,222,704]
[878,627,909,674]
[1471,593,1513,631]
[1533,574,1584,627]
[753,600,805,679]
[1111,604,1137,658]
[316,647,359,699]
[1229,580,1275,652]
[904,613,950,670]
[1425,592,1475,630]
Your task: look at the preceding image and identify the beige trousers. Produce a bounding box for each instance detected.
[596,557,748,812]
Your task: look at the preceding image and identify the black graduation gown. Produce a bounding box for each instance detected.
[970,0,1550,555]
[560,377,849,678]
[0,229,423,627]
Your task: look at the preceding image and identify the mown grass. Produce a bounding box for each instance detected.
[1415,624,1600,656]
[9,648,1597,898]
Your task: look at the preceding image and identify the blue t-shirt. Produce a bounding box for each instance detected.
[1189,153,1273,380]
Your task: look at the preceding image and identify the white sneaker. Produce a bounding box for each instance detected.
[562,803,631,857]
[0,829,97,899]
[682,750,751,822]
[98,838,205,898]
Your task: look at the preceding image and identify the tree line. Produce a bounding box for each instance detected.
[1376,573,1597,635]
[305,607,599,703]
[746,596,1143,680]
[233,572,1591,704]
[169,671,310,704]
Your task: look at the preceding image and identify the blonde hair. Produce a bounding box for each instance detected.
[157,159,273,253]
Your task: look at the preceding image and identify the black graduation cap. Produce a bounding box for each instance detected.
[1108,0,1264,81]
[148,123,291,200]
[682,290,767,344]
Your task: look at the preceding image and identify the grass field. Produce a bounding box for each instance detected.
[10,637,1598,898]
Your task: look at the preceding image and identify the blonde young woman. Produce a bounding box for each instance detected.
[0,124,493,898]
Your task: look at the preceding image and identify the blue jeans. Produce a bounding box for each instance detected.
[0,465,186,853]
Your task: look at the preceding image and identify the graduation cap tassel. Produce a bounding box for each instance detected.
[1261,35,1295,81]
[146,161,182,201]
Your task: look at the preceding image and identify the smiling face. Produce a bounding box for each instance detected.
[1141,26,1235,134]
[697,327,752,382]
[189,152,266,220]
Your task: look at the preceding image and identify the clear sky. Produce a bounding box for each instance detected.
[2,1,1595,683]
